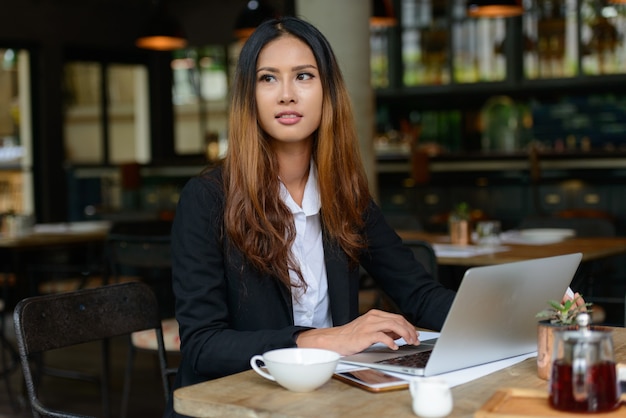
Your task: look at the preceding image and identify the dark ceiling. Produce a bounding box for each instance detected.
[0,0,293,48]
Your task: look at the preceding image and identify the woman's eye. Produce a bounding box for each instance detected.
[297,72,314,81]
[259,74,276,83]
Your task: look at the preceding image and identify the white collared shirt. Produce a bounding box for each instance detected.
[279,163,332,328]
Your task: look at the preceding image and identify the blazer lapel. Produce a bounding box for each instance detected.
[324,240,358,326]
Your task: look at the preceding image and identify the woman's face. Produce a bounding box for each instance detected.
[255,35,323,147]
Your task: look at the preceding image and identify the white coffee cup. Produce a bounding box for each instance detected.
[250,347,339,392]
[409,377,453,417]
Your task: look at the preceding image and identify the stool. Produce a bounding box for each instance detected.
[121,318,179,418]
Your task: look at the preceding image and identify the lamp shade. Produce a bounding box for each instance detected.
[467,0,524,18]
[136,1,187,51]
[234,0,277,40]
[371,0,397,27]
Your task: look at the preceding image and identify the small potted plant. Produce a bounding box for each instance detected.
[448,202,471,245]
[536,296,592,325]
[535,295,592,379]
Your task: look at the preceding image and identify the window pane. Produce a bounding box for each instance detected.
[63,62,149,165]
[0,49,19,145]
[0,48,32,214]
[108,64,149,164]
[173,46,229,157]
[63,62,103,163]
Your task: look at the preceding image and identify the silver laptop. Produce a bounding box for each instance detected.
[340,252,583,376]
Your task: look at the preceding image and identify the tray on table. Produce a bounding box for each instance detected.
[475,388,626,418]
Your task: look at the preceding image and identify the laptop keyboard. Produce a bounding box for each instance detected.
[377,350,432,368]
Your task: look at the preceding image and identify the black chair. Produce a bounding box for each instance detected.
[13,281,171,418]
[105,220,178,418]
[105,220,173,311]
[0,296,20,412]
[403,239,438,282]
[384,214,424,231]
[0,260,21,413]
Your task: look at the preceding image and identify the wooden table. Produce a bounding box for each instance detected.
[173,327,626,418]
[398,231,626,267]
[0,221,111,301]
[0,222,110,249]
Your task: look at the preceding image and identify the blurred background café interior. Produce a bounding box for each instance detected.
[1,0,626,415]
[1,0,626,323]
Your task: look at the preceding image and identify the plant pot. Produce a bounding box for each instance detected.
[536,320,566,380]
[449,219,470,245]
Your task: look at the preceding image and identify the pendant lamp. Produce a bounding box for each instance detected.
[233,0,277,40]
[467,0,524,18]
[136,0,188,51]
[371,0,397,27]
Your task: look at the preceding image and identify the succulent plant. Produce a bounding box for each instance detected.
[535,295,593,325]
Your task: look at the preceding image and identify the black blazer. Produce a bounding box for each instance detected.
[169,167,455,394]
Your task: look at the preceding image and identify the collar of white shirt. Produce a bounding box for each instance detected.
[280,161,321,215]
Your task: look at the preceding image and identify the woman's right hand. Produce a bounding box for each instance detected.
[295,309,420,356]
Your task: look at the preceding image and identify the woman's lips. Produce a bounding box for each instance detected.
[275,111,302,125]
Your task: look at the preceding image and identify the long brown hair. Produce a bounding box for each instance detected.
[223,17,371,289]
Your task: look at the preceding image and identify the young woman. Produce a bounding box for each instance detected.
[165,17,587,417]
[165,16,456,415]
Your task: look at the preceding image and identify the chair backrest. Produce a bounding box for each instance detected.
[107,235,172,270]
[107,220,172,270]
[384,214,424,231]
[13,282,170,418]
[105,220,173,319]
[403,239,438,282]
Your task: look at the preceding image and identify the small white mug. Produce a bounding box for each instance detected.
[475,220,501,247]
[409,377,453,418]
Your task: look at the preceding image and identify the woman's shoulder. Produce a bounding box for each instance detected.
[179,165,225,206]
[184,165,224,191]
